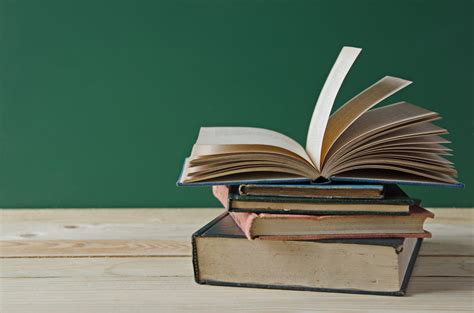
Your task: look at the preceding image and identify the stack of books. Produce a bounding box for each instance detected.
[178,47,462,296]
[192,183,432,296]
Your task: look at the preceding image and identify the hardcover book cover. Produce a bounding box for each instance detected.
[192,212,423,296]
[213,184,419,215]
[228,205,433,240]
[238,182,385,199]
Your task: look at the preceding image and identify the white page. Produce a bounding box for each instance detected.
[194,127,313,165]
[305,47,361,171]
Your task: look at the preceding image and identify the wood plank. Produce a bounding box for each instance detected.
[0,256,472,279]
[0,239,471,258]
[0,240,191,257]
[0,209,221,241]
[1,209,472,257]
[413,256,474,277]
[0,209,472,313]
[1,226,471,257]
[0,208,222,224]
[1,208,472,224]
[0,257,194,278]
[0,223,200,240]
[421,224,474,256]
[0,276,472,313]
[1,219,470,242]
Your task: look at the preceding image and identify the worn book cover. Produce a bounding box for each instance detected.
[228,205,433,240]
[213,184,419,215]
[192,212,423,296]
[238,183,385,199]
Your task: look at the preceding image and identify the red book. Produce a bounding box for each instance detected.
[213,185,231,209]
[229,206,433,240]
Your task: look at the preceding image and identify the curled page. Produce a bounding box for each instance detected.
[194,127,313,164]
[306,47,361,171]
[320,76,412,166]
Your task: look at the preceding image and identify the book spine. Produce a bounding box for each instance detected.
[192,212,230,284]
[399,238,423,295]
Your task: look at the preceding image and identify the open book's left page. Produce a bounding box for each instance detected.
[192,127,313,165]
[178,127,318,185]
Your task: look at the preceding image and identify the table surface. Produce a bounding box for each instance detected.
[0,208,473,313]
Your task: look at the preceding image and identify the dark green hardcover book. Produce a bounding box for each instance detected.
[213,184,419,215]
[192,212,422,296]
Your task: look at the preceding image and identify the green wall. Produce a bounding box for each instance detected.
[1,0,472,208]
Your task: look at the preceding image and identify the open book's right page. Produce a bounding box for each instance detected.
[305,48,411,170]
[320,76,412,164]
[305,47,361,171]
[305,46,461,187]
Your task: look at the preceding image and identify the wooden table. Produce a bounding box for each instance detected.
[0,208,473,312]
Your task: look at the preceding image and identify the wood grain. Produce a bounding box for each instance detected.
[0,208,472,313]
[0,257,194,278]
[0,240,191,257]
[1,276,473,313]
[1,208,472,257]
[0,255,472,278]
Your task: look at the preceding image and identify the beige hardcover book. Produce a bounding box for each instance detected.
[193,213,423,296]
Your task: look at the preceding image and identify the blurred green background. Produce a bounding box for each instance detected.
[1,0,472,207]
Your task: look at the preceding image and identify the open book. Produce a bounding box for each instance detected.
[178,47,460,187]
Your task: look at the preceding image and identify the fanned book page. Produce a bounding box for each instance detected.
[320,76,412,164]
[177,47,462,187]
[306,47,361,170]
